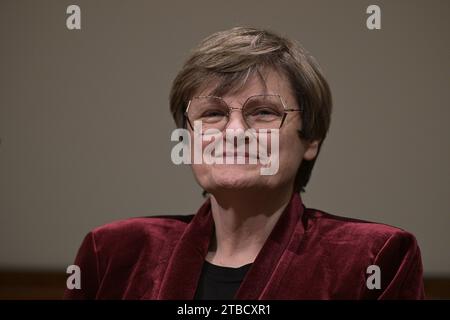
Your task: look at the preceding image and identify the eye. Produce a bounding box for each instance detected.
[255,107,279,115]
[202,109,227,117]
[248,106,281,117]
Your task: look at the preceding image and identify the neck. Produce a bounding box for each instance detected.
[206,185,294,267]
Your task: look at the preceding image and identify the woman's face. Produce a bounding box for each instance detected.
[188,68,319,194]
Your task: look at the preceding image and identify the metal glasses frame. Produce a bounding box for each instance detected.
[184,94,302,130]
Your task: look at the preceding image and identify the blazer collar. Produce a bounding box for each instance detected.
[156,192,305,299]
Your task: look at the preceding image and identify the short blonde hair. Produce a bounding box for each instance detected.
[169,27,332,193]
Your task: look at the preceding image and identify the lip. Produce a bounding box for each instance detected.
[220,151,259,159]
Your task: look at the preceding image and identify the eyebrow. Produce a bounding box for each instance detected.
[195,93,281,105]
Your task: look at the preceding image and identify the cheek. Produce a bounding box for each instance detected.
[279,133,304,175]
[190,163,211,188]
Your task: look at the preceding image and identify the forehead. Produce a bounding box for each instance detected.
[196,67,297,106]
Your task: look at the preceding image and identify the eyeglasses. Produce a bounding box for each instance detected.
[184,94,302,132]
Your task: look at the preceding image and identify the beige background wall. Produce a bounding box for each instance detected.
[0,0,449,276]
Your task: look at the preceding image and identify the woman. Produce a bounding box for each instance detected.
[64,27,424,299]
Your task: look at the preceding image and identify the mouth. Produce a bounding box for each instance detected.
[220,151,260,159]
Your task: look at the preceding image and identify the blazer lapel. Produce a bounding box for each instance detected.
[234,193,305,299]
[156,193,305,299]
[156,198,214,299]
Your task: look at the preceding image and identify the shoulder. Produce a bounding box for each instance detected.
[65,214,194,299]
[302,207,420,254]
[89,214,194,249]
[299,207,424,299]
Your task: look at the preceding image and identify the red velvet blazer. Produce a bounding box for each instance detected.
[64,193,425,299]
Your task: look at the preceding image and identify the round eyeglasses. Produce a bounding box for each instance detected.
[184,94,302,132]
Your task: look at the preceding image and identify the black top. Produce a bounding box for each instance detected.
[194,260,253,300]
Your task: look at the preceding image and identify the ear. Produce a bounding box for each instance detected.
[303,140,320,161]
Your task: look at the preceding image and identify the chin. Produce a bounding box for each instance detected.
[206,165,264,190]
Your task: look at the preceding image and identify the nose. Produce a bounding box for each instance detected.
[223,108,253,151]
[225,108,248,131]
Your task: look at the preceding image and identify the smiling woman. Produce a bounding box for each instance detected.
[64,26,425,300]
